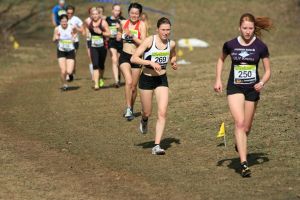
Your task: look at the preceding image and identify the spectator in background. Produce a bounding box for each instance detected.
[52,0,67,27]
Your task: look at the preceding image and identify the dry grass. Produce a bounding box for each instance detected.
[0,1,299,199]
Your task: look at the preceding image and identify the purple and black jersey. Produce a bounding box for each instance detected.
[223,37,269,88]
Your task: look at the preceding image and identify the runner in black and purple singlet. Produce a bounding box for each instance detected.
[224,37,269,101]
[214,13,273,178]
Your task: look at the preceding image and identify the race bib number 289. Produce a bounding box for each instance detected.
[234,65,256,84]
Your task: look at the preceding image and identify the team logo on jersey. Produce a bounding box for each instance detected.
[239,51,251,58]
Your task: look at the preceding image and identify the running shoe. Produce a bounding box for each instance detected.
[68,74,74,82]
[62,84,68,91]
[241,161,251,177]
[124,107,134,121]
[152,145,165,155]
[139,118,148,134]
[114,82,120,88]
[99,79,105,87]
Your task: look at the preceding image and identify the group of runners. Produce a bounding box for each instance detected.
[52,0,273,178]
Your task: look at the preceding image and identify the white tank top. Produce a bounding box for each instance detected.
[144,35,170,70]
[58,25,75,52]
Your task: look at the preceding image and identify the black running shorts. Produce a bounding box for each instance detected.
[57,49,75,59]
[227,84,260,102]
[119,51,141,69]
[108,38,123,53]
[139,73,169,90]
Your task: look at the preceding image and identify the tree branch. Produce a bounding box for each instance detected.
[5,3,40,33]
[0,2,16,18]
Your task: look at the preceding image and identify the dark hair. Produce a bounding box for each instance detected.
[97,5,104,11]
[128,2,142,14]
[112,3,120,9]
[59,14,68,21]
[239,13,273,38]
[66,5,75,12]
[157,17,171,28]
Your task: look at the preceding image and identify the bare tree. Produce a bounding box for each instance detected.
[0,1,51,48]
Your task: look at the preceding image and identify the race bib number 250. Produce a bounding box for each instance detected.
[234,65,256,84]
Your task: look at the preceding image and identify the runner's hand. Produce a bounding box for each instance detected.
[214,80,223,93]
[55,32,60,41]
[125,29,132,37]
[151,62,161,73]
[116,33,122,41]
[171,61,177,70]
[254,82,264,92]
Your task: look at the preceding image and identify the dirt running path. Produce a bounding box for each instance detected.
[0,42,299,199]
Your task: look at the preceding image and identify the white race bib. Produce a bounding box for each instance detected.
[109,26,118,38]
[58,39,74,52]
[234,65,256,84]
[151,52,170,69]
[91,35,104,47]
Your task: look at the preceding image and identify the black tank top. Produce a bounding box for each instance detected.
[88,19,104,36]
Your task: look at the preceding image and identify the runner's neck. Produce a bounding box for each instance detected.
[237,36,256,46]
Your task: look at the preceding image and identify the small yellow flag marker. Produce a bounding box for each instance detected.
[217,122,226,147]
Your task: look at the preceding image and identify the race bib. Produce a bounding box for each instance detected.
[58,39,74,52]
[234,65,256,84]
[151,52,170,69]
[91,35,104,47]
[109,26,118,38]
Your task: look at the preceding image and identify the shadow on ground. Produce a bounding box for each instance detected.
[217,153,270,175]
[60,86,80,91]
[136,137,181,150]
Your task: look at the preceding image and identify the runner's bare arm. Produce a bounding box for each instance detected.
[52,27,59,42]
[132,21,147,45]
[214,52,228,93]
[254,57,271,92]
[51,13,56,27]
[131,36,161,73]
[83,19,89,37]
[72,26,78,41]
[170,40,177,70]
[74,23,84,34]
[117,20,125,39]
[101,20,111,37]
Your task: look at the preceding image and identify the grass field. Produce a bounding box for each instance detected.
[0,0,299,199]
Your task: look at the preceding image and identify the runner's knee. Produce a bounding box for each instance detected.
[235,120,246,131]
[157,110,167,120]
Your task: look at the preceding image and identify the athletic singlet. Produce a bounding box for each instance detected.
[88,19,105,48]
[122,20,141,43]
[57,25,75,52]
[106,16,124,38]
[223,36,269,88]
[68,16,83,42]
[144,35,170,70]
